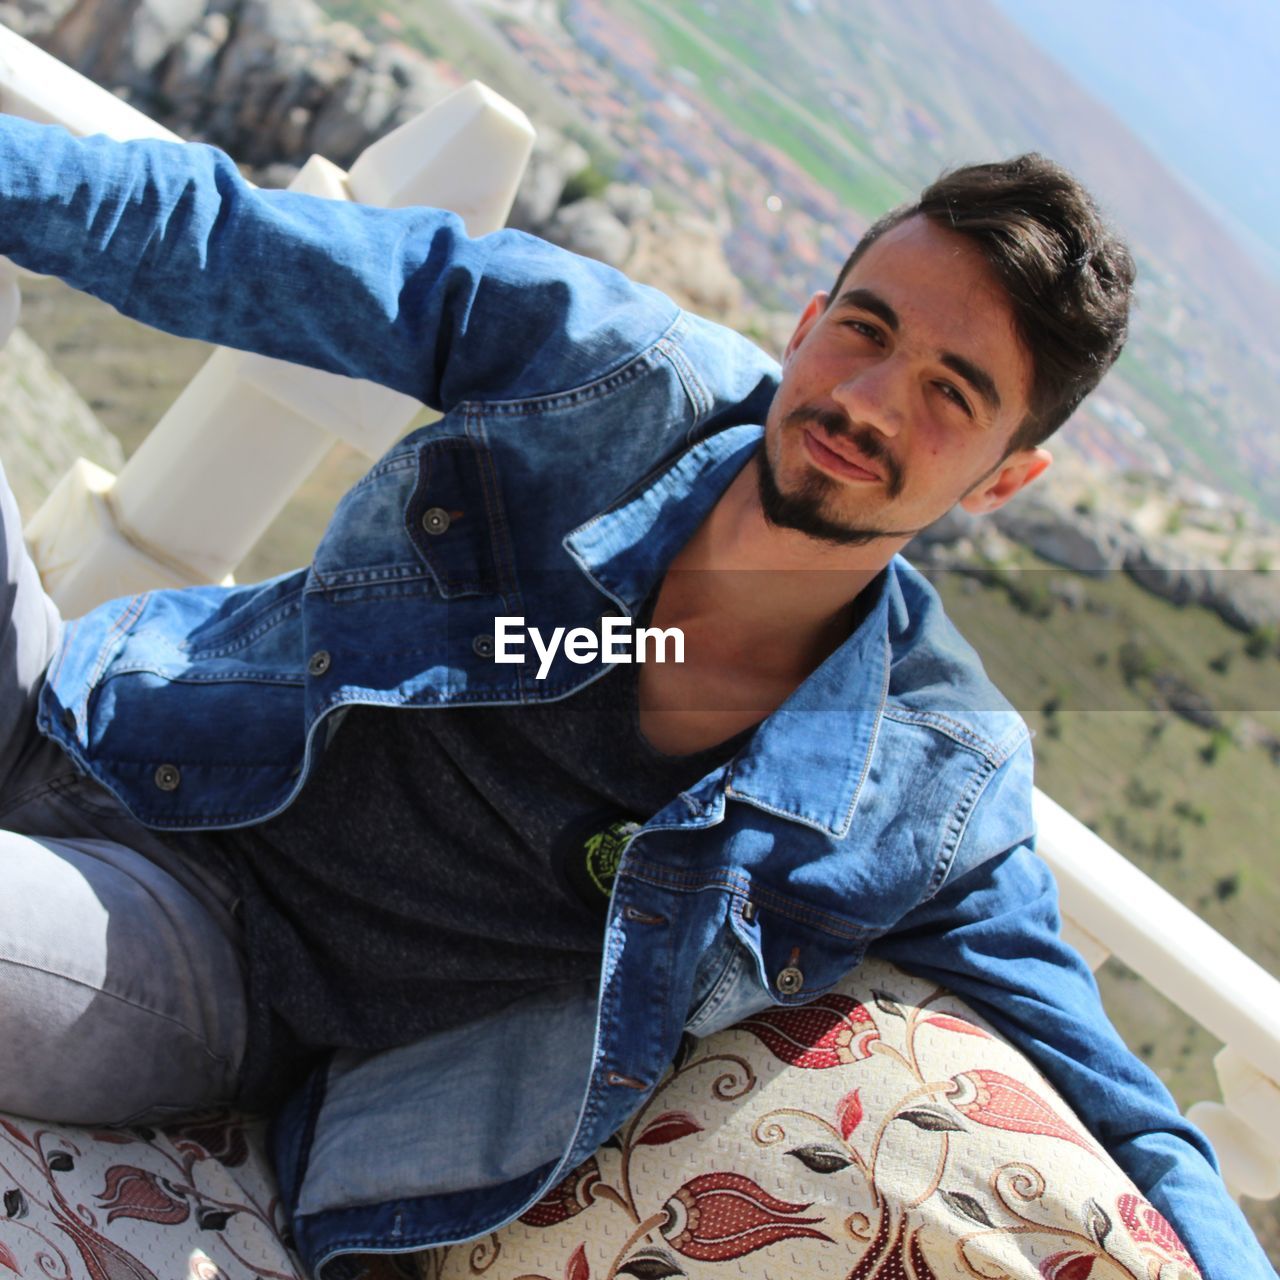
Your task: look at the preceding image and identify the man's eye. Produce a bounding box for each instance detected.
[843,320,883,344]
[936,382,972,416]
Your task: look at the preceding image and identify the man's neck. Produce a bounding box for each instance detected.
[652,456,904,680]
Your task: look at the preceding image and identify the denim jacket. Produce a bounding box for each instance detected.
[0,116,1266,1278]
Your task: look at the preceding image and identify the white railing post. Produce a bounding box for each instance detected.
[0,22,179,142]
[1034,788,1280,1200]
[1188,1049,1280,1201]
[0,23,534,615]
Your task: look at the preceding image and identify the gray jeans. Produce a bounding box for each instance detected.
[0,459,249,1124]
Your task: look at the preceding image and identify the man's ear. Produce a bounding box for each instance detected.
[959,447,1052,515]
[783,291,830,365]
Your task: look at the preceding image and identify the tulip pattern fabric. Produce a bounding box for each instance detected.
[0,1112,299,1278]
[417,961,1200,1280]
[0,960,1199,1280]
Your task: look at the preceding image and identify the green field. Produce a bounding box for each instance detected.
[933,558,1280,1095]
[938,559,1278,953]
[616,0,906,215]
[934,559,1279,1254]
[1116,340,1269,512]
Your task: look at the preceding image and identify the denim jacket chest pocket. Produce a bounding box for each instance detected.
[308,433,517,605]
[405,436,518,600]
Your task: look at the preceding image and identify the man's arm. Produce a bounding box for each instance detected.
[871,836,1275,1279]
[0,113,677,410]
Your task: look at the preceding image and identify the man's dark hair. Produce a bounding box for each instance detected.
[830,153,1136,454]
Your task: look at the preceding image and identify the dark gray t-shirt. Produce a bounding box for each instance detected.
[174,653,754,1081]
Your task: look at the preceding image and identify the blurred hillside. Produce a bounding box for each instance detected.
[324,0,1280,518]
[10,0,1278,514]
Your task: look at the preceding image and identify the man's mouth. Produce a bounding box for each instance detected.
[801,426,883,482]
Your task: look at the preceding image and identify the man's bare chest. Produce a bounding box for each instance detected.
[635,652,786,756]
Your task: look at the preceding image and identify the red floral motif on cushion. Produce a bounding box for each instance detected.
[836,1088,864,1140]
[165,1118,250,1168]
[633,1110,704,1147]
[1040,1251,1096,1279]
[948,1070,1096,1154]
[564,1242,589,1280]
[0,1118,33,1150]
[96,1165,189,1226]
[739,995,880,1068]
[659,1171,831,1261]
[907,1223,942,1279]
[848,1203,894,1278]
[519,1159,602,1228]
[849,1217,942,1279]
[1117,1193,1201,1274]
[54,1209,163,1280]
[923,1015,990,1038]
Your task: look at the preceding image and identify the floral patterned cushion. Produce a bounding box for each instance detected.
[0,959,1198,1280]
[0,1111,297,1279]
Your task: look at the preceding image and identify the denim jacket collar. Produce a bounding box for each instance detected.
[724,604,890,840]
[564,423,892,839]
[562,424,763,612]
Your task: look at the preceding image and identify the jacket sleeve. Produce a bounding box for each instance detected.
[0,113,677,411]
[870,840,1276,1280]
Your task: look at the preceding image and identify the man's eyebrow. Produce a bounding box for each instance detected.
[834,287,899,333]
[836,286,1004,415]
[940,352,1001,414]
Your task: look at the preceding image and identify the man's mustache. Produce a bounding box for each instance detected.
[784,407,903,496]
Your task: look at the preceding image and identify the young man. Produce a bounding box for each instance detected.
[0,115,1266,1277]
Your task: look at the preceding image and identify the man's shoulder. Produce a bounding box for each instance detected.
[462,233,778,417]
[660,310,781,435]
[880,555,1029,769]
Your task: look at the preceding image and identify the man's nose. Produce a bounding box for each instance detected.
[830,359,906,437]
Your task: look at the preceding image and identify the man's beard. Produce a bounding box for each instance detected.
[755,408,923,548]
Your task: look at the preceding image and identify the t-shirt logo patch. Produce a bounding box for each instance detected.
[555,811,643,913]
[582,818,642,898]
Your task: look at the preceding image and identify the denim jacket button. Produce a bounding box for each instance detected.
[421,507,451,535]
[154,763,181,792]
[776,965,804,995]
[472,634,495,658]
[308,650,332,677]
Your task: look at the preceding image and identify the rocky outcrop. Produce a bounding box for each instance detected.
[1199,570,1280,634]
[1123,542,1214,607]
[542,196,633,269]
[991,494,1136,572]
[0,326,123,518]
[507,126,591,231]
[926,488,1274,629]
[1,0,457,170]
[625,208,743,318]
[1,0,745,317]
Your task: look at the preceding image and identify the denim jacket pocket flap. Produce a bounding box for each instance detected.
[407,438,513,599]
[730,894,873,1008]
